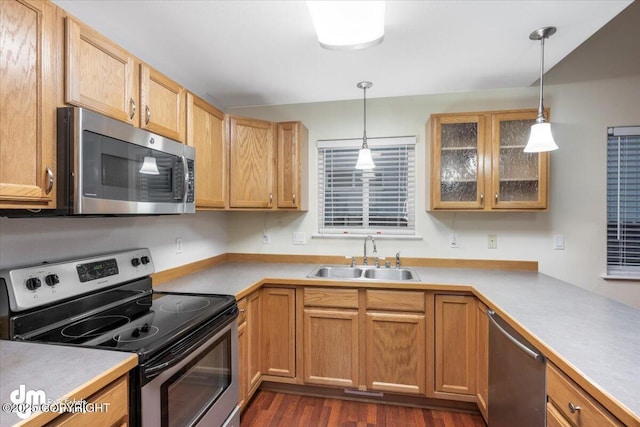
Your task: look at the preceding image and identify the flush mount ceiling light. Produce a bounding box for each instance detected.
[524,26,558,153]
[307,1,385,50]
[355,81,375,170]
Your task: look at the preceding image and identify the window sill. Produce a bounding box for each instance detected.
[601,274,640,281]
[312,233,423,241]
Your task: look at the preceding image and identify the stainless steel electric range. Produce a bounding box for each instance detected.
[0,249,239,427]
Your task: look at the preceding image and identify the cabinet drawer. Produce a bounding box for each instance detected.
[304,288,359,309]
[366,290,425,312]
[237,297,247,325]
[547,364,623,427]
[547,402,572,427]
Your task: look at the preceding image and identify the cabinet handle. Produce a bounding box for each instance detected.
[145,105,151,125]
[480,193,484,207]
[239,308,246,314]
[568,402,581,414]
[269,192,273,206]
[495,192,499,204]
[129,98,136,120]
[292,193,296,205]
[45,166,54,195]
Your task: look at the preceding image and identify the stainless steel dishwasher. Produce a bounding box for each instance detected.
[488,310,546,427]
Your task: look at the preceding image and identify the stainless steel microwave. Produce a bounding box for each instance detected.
[54,107,195,215]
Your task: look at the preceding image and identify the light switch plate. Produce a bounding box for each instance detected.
[293,232,306,245]
[553,234,565,250]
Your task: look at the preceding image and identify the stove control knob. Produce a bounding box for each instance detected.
[25,277,41,291]
[131,258,141,267]
[131,328,140,338]
[141,256,150,265]
[45,274,59,287]
[141,323,150,333]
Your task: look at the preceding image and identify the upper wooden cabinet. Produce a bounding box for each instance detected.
[429,109,549,211]
[140,64,186,142]
[276,122,308,210]
[65,16,138,126]
[0,0,58,209]
[229,116,276,209]
[65,17,186,142]
[186,93,227,209]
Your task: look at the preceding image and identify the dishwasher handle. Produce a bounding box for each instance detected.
[487,310,545,363]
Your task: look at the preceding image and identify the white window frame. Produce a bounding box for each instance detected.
[317,136,416,237]
[606,125,640,279]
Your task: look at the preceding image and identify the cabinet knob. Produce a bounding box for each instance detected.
[45,166,54,195]
[129,98,136,120]
[292,193,296,205]
[269,192,273,206]
[568,402,581,414]
[145,105,151,125]
[495,192,499,204]
[239,308,246,314]
[480,193,484,207]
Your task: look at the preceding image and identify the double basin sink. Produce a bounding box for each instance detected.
[307,265,419,281]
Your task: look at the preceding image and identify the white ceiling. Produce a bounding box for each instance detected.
[53,0,632,110]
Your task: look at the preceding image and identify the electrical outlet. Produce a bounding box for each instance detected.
[488,234,497,249]
[449,233,459,248]
[175,237,183,254]
[553,234,565,250]
[263,234,271,244]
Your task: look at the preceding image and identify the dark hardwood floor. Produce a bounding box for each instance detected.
[240,391,487,427]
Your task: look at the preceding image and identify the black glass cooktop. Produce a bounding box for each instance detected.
[19,288,235,361]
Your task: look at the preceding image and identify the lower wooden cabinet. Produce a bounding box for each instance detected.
[433,294,477,401]
[546,363,623,427]
[237,290,261,410]
[262,287,296,378]
[476,300,489,422]
[47,375,128,426]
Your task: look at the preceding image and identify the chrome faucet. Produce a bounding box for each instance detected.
[363,235,377,266]
[395,251,401,268]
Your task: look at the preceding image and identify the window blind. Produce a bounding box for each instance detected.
[317,136,416,235]
[607,126,640,276]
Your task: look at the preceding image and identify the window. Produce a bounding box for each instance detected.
[317,136,416,235]
[607,126,640,277]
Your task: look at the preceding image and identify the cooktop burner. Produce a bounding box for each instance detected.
[61,315,130,339]
[160,296,211,313]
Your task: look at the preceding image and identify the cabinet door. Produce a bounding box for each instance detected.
[434,295,477,400]
[490,110,548,209]
[476,301,489,421]
[262,288,295,378]
[303,308,359,388]
[237,320,247,410]
[186,93,226,208]
[276,122,308,210]
[366,312,425,395]
[1,0,56,209]
[246,291,262,395]
[229,116,275,208]
[430,114,486,210]
[140,64,186,142]
[65,17,137,126]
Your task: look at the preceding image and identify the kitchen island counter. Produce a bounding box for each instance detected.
[0,341,137,427]
[156,260,640,426]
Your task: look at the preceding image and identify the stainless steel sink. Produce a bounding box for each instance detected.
[307,265,419,281]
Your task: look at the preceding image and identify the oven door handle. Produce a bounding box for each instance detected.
[143,335,206,380]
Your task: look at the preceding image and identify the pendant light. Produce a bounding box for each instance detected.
[355,81,375,170]
[139,156,160,175]
[524,26,558,153]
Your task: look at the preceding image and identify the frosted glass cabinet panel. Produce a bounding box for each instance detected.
[429,109,549,211]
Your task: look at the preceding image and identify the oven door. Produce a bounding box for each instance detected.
[141,321,238,427]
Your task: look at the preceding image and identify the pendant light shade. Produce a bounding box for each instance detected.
[139,156,160,175]
[355,81,375,170]
[524,26,558,153]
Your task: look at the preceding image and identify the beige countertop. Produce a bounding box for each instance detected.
[0,341,137,427]
[156,261,640,425]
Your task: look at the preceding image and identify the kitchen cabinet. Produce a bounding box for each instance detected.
[228,116,275,209]
[237,298,248,410]
[1,0,58,210]
[47,375,128,426]
[429,109,549,211]
[246,291,262,395]
[546,363,623,427]
[276,122,308,210]
[476,300,489,422]
[433,294,477,401]
[302,288,360,388]
[365,290,426,395]
[65,17,186,142]
[186,92,227,209]
[262,287,296,378]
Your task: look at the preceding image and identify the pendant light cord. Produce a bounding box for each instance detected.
[537,36,546,123]
[362,85,368,148]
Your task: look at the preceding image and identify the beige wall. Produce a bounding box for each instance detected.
[228,3,640,308]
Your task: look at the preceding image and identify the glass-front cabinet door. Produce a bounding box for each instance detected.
[491,111,548,209]
[430,114,486,209]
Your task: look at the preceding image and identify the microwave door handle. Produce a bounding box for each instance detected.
[181,155,189,205]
